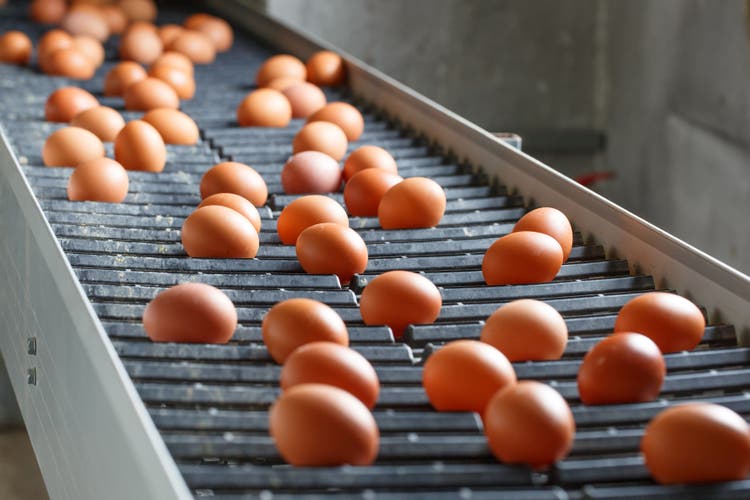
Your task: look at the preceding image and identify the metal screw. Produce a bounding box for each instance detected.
[27,368,36,386]
[27,337,37,355]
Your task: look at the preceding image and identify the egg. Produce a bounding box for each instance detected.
[276,195,349,245]
[282,82,327,118]
[262,298,348,364]
[45,87,98,123]
[513,207,574,262]
[480,299,568,362]
[71,35,104,68]
[292,121,348,161]
[306,50,346,86]
[343,146,397,181]
[181,205,260,258]
[577,332,665,405]
[307,102,364,142]
[296,223,368,285]
[423,340,516,414]
[70,106,125,142]
[67,157,129,203]
[344,168,403,217]
[29,0,67,24]
[265,76,302,91]
[100,4,128,34]
[642,403,750,484]
[200,162,268,207]
[269,384,379,466]
[148,64,195,99]
[484,381,575,468]
[143,283,237,343]
[124,77,180,111]
[482,231,564,285]
[236,88,292,128]
[166,30,215,64]
[151,51,194,76]
[114,120,166,172]
[198,193,261,232]
[281,151,342,194]
[140,108,199,145]
[42,127,104,167]
[103,61,147,96]
[256,54,306,87]
[281,342,379,409]
[0,31,32,65]
[359,270,441,338]
[38,30,72,72]
[47,48,95,79]
[614,292,706,353]
[184,13,233,52]
[158,24,184,47]
[119,25,163,65]
[61,5,109,42]
[378,177,446,229]
[119,0,157,22]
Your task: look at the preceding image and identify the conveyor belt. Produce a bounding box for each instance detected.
[2,1,750,498]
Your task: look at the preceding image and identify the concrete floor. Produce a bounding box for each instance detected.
[0,429,48,500]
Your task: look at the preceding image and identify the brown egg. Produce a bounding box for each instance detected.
[482,231,564,285]
[306,50,346,87]
[262,298,348,364]
[67,157,129,203]
[0,31,32,65]
[151,51,194,76]
[198,193,261,233]
[158,24,184,47]
[48,48,95,79]
[296,223,368,285]
[103,61,147,96]
[281,342,379,409]
[166,30,215,64]
[378,177,446,229]
[124,77,179,111]
[281,151,342,194]
[200,162,268,207]
[307,102,364,142]
[344,145,398,181]
[513,207,574,262]
[141,108,199,145]
[126,21,158,34]
[181,205,259,258]
[359,270,441,338]
[256,54,306,87]
[269,384,379,466]
[344,169,402,217]
[29,0,67,24]
[70,106,125,142]
[71,35,104,67]
[614,292,706,353]
[119,25,163,65]
[114,120,166,172]
[292,121,348,161]
[118,0,157,22]
[184,14,233,52]
[143,283,237,343]
[100,4,128,34]
[276,195,349,245]
[481,299,568,362]
[38,30,72,72]
[42,126,105,167]
[642,403,750,484]
[265,76,303,91]
[147,64,195,99]
[236,89,291,128]
[484,381,575,468]
[61,5,109,42]
[45,86,98,123]
[282,82,327,118]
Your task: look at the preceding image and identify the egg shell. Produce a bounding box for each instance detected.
[148,64,195,99]
[151,51,194,76]
[143,283,237,343]
[44,87,98,123]
[103,61,148,96]
[264,76,301,91]
[29,0,67,24]
[481,299,568,362]
[513,207,574,262]
[484,381,575,468]
[185,14,233,52]
[269,384,379,466]
[282,82,327,118]
[306,50,346,87]
[71,35,104,68]
[292,121,348,161]
[47,48,95,79]
[296,223,368,285]
[359,270,441,338]
[119,26,163,65]
[124,77,180,111]
[42,126,104,167]
[100,4,128,34]
[423,340,516,414]
[482,231,564,285]
[256,54,306,87]
[114,120,166,172]
[198,193,261,232]
[38,29,71,58]
[200,161,268,207]
[167,30,215,64]
[0,31,33,65]
[276,195,349,245]
[181,205,260,258]
[344,168,403,217]
[281,151,342,194]
[142,108,199,145]
[158,24,184,47]
[70,106,125,142]
[378,177,446,229]
[307,102,364,142]
[61,5,109,42]
[614,292,706,353]
[262,298,348,364]
[642,403,750,484]
[236,88,292,128]
[67,157,129,203]
[344,145,398,181]
[577,332,665,405]
[119,0,157,22]
[281,342,379,409]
